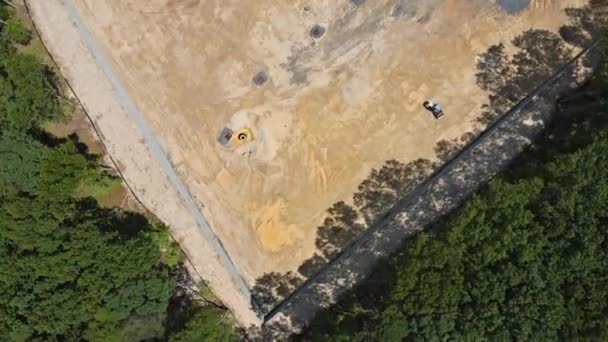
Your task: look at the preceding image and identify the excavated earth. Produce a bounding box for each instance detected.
[59,0,588,313]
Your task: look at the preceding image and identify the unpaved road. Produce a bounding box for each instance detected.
[26,0,260,326]
[60,0,249,302]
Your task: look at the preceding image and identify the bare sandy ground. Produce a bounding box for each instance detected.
[61,0,585,281]
[29,0,589,325]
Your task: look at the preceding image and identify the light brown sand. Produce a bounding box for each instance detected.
[61,0,585,282]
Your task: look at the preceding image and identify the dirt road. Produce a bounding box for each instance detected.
[26,0,261,327]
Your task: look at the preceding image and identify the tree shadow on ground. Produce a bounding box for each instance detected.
[476,29,573,124]
[434,131,479,162]
[476,1,608,125]
[296,45,607,342]
[31,131,102,163]
[251,158,436,313]
[251,3,608,320]
[252,272,304,314]
[505,78,608,181]
[91,203,151,238]
[354,159,434,225]
[559,0,608,49]
[560,0,608,69]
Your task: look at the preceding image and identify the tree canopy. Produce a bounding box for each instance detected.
[0,8,237,341]
[0,10,184,341]
[169,305,235,342]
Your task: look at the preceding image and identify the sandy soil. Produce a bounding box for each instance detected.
[60,0,587,282]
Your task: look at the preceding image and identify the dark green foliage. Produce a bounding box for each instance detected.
[0,84,176,340]
[0,10,190,341]
[0,34,15,60]
[3,17,30,45]
[37,139,94,200]
[0,51,61,135]
[170,306,235,342]
[0,135,46,195]
[304,46,608,341]
[0,197,174,340]
[306,133,608,341]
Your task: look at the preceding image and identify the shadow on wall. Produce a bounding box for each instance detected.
[250,0,608,319]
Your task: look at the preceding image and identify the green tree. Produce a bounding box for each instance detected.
[307,130,608,342]
[0,195,175,340]
[0,135,46,195]
[0,9,183,341]
[0,52,62,134]
[3,17,30,45]
[170,307,235,342]
[37,139,94,200]
[0,139,180,340]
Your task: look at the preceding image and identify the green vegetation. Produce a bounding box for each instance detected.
[304,43,608,341]
[0,12,172,341]
[169,305,235,342]
[75,172,121,200]
[150,222,183,269]
[3,17,30,44]
[0,8,235,341]
[0,42,61,133]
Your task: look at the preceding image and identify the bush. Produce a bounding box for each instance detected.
[170,307,235,342]
[3,17,30,44]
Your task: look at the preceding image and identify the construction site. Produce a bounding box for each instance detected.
[27,0,601,332]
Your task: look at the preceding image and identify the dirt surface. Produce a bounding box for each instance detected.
[62,0,585,281]
[29,0,591,325]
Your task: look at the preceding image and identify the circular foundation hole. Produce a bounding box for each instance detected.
[310,25,326,39]
[238,133,248,141]
[253,70,269,86]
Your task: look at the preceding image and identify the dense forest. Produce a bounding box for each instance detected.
[0,6,234,341]
[302,40,608,341]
